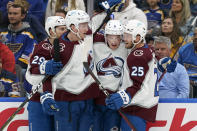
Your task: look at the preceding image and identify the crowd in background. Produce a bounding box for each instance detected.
[0,0,196,98]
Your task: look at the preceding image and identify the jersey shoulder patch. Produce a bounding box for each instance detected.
[131,47,153,62]
[38,41,52,51]
[32,41,52,57]
[133,49,144,56]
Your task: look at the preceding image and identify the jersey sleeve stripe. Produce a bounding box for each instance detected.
[21,32,34,39]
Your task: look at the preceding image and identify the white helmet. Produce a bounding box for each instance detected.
[124,20,147,44]
[105,20,123,35]
[65,10,90,30]
[45,16,66,37]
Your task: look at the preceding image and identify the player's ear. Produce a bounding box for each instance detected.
[134,35,141,43]
[49,28,55,37]
[70,24,77,33]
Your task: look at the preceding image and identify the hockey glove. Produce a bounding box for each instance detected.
[39,60,63,75]
[105,90,131,110]
[158,57,177,73]
[99,0,125,12]
[40,92,59,115]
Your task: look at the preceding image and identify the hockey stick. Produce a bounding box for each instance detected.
[158,16,197,83]
[93,3,120,37]
[93,10,111,37]
[83,62,136,131]
[0,38,60,131]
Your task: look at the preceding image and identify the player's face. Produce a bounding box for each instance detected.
[8,7,25,25]
[171,0,183,12]
[106,35,121,50]
[55,26,67,38]
[154,43,171,60]
[78,22,89,39]
[193,29,197,51]
[123,33,133,49]
[162,18,173,34]
[123,33,142,49]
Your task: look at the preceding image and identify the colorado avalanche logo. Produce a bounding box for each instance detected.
[83,50,94,76]
[97,53,124,78]
[134,50,143,56]
[42,43,52,50]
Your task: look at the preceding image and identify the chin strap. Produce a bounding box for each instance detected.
[70,28,82,40]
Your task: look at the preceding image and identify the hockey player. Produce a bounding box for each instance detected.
[104,19,176,130]
[93,20,128,131]
[27,10,100,131]
[25,16,66,131]
[44,10,99,131]
[105,19,177,130]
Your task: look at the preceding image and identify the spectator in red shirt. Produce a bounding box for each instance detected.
[0,41,20,97]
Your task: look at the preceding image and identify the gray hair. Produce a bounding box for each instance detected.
[154,36,172,49]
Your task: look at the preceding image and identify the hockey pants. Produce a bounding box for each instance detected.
[93,104,121,131]
[28,100,94,131]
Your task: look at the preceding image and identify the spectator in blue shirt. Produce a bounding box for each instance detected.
[0,0,46,25]
[158,0,172,16]
[144,0,165,34]
[0,0,47,42]
[154,36,190,98]
[178,27,197,97]
[12,0,48,42]
[0,3,37,70]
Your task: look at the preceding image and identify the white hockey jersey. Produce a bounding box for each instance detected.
[94,36,128,91]
[26,31,100,101]
[120,44,159,122]
[52,33,97,95]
